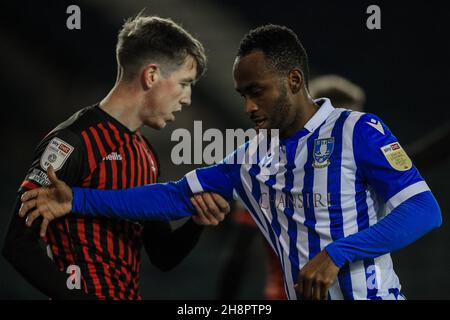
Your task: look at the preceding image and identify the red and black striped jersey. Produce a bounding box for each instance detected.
[19,105,159,299]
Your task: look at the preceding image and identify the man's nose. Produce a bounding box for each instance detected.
[180,92,191,108]
[244,98,258,113]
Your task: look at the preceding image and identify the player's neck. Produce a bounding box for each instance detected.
[280,97,319,139]
[99,82,144,132]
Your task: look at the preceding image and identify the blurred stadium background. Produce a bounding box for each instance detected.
[0,0,448,299]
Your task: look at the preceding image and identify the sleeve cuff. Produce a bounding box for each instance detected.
[325,243,348,268]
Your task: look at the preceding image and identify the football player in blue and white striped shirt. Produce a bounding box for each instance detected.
[20,25,442,300]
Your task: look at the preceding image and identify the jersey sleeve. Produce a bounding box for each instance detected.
[184,149,241,201]
[19,129,85,193]
[3,128,95,299]
[353,113,430,212]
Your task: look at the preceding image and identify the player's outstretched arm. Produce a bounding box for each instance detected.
[20,166,231,236]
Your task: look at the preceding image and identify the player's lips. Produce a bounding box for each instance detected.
[251,117,267,129]
[168,109,182,121]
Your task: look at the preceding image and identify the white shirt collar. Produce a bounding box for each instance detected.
[303,98,335,132]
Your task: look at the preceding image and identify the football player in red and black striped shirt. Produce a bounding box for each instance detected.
[3,15,229,299]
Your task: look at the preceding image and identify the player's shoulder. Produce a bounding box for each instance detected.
[350,111,393,138]
[52,105,105,136]
[36,105,100,150]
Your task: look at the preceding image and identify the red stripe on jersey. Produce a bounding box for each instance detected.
[117,230,125,277]
[89,127,107,189]
[124,222,133,282]
[108,122,128,189]
[141,144,149,184]
[81,131,96,171]
[132,137,142,186]
[98,123,118,189]
[106,223,126,299]
[81,131,96,187]
[135,136,149,185]
[131,226,138,275]
[136,133,156,183]
[77,219,105,299]
[124,134,135,187]
[56,222,75,266]
[92,221,117,299]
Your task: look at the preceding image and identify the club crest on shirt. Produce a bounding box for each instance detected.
[40,137,74,172]
[313,137,335,168]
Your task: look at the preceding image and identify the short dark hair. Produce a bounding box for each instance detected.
[116,15,207,81]
[237,24,310,86]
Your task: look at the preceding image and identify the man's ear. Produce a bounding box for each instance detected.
[141,64,159,89]
[288,69,304,94]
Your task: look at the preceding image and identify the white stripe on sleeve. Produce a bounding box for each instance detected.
[385,181,430,213]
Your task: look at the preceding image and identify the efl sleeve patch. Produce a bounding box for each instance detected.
[380,142,412,171]
[40,137,75,171]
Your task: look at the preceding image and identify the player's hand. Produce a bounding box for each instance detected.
[295,249,340,300]
[18,165,73,238]
[190,192,230,226]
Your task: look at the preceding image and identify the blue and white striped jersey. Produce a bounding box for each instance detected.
[185,98,429,300]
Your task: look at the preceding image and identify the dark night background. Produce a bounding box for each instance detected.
[0,0,448,299]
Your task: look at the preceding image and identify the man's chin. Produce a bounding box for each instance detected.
[147,120,167,130]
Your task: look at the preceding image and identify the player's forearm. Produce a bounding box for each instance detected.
[162,219,204,267]
[72,178,195,220]
[325,191,442,268]
[144,219,204,271]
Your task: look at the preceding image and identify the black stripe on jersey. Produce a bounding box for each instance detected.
[98,217,119,299]
[106,122,125,190]
[83,128,102,188]
[125,134,138,188]
[107,220,124,298]
[98,123,121,190]
[121,132,134,189]
[83,218,110,298]
[137,142,149,185]
[68,218,96,296]
[117,221,133,299]
[132,137,143,187]
[46,224,64,270]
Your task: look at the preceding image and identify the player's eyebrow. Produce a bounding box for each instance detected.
[180,77,195,83]
[236,83,261,94]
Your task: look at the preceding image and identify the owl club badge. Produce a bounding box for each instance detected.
[40,137,75,172]
[313,137,335,168]
[380,142,412,171]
